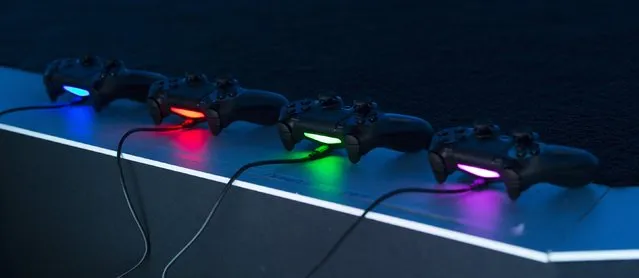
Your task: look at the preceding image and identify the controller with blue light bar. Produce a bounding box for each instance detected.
[278,94,435,163]
[43,56,166,112]
[43,55,104,101]
[428,120,599,200]
[147,73,289,135]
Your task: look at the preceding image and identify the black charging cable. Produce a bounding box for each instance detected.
[0,97,86,117]
[115,120,198,278]
[161,145,334,278]
[305,180,487,278]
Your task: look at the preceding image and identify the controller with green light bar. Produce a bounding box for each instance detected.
[277,94,435,163]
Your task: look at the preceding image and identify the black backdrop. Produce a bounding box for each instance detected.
[1,0,637,185]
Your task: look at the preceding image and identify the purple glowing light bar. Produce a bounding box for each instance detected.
[457,164,501,178]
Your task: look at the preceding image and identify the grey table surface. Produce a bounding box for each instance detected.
[1,66,638,263]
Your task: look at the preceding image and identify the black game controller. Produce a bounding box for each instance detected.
[43,56,167,112]
[428,120,599,200]
[147,73,289,135]
[89,59,167,112]
[278,94,435,164]
[43,55,105,102]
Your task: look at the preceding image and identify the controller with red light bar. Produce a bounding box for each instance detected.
[278,94,434,163]
[43,56,167,112]
[147,73,289,135]
[428,120,599,200]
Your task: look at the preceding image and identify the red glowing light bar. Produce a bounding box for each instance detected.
[170,107,205,119]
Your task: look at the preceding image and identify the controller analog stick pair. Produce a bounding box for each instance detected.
[473,119,500,138]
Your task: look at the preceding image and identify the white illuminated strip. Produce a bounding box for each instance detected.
[548,250,639,262]
[0,122,637,263]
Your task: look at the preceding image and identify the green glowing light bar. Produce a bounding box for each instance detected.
[303,132,342,144]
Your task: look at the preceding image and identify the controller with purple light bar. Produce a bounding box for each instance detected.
[428,120,599,200]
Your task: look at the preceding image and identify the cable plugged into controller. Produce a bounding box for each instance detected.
[114,119,198,278]
[304,179,488,278]
[160,144,334,278]
[0,96,87,117]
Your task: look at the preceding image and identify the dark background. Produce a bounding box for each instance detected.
[1,0,637,185]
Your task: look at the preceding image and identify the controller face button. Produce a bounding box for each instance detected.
[369,115,377,122]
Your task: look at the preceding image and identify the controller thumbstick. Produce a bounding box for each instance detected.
[473,119,499,138]
[317,94,343,109]
[80,55,95,66]
[353,100,377,115]
[185,73,207,84]
[104,59,123,71]
[512,127,536,146]
[214,77,237,88]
